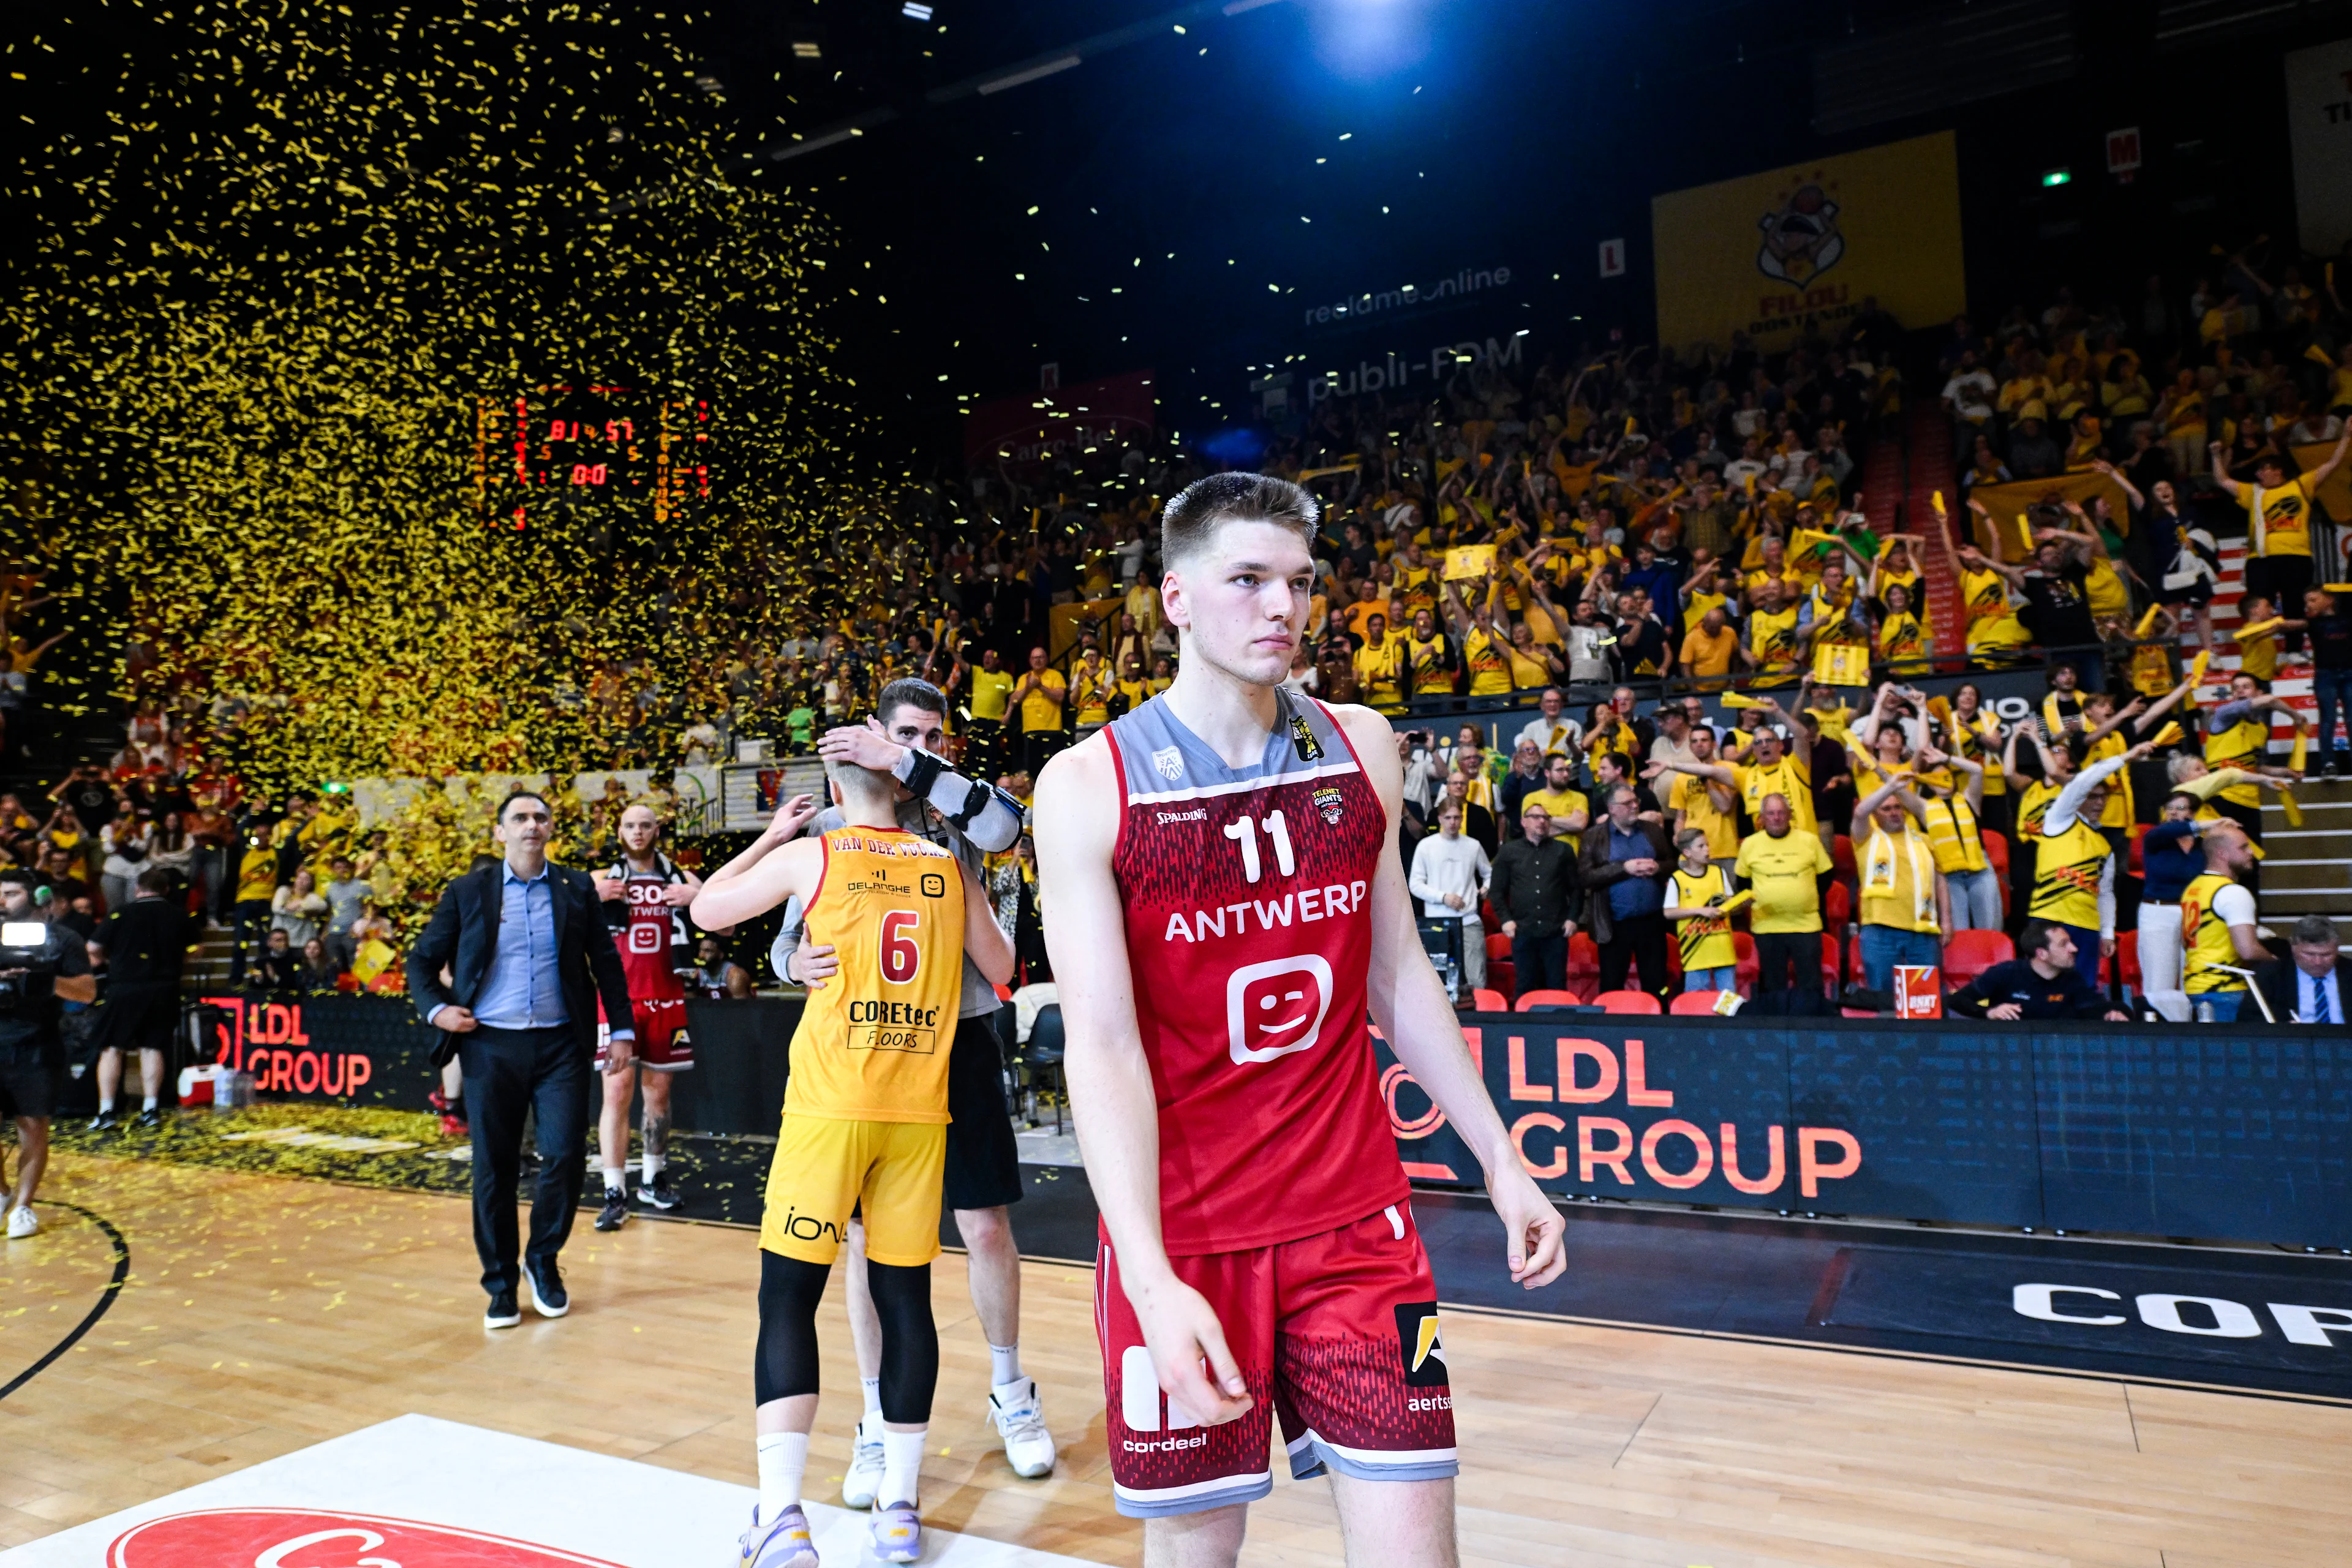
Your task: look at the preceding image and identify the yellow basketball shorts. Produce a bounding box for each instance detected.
[759,1113,947,1268]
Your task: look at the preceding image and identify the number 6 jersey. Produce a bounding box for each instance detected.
[783,826,965,1124]
[1103,689,1409,1254]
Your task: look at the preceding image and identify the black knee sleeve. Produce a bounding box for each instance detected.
[753,1250,831,1407]
[865,1259,938,1425]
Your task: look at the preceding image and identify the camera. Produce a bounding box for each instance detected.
[0,919,56,1011]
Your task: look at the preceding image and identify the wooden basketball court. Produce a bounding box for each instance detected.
[3,1148,2347,1566]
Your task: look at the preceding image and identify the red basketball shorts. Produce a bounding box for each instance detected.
[1096,1202,1458,1518]
[595,998,692,1071]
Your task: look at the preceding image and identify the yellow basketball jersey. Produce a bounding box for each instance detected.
[2180,871,2248,995]
[1921,793,1986,875]
[1670,866,1736,971]
[2030,818,2110,929]
[785,826,966,1124]
[2204,715,2268,809]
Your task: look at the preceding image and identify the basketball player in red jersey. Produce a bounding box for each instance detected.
[590,802,707,1231]
[1033,473,1566,1566]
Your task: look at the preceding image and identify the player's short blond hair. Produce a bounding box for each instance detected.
[1161,472,1318,568]
[825,758,895,813]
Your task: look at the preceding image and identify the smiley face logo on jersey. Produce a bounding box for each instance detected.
[1225,954,1333,1065]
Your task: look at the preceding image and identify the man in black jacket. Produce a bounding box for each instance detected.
[1488,800,1578,995]
[1577,788,1675,1000]
[88,867,199,1130]
[1946,921,2128,1021]
[407,790,636,1329]
[2253,915,2351,1025]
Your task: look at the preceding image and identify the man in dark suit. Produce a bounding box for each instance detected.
[2253,915,2351,1026]
[407,790,636,1328]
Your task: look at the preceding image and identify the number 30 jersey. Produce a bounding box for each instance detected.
[1103,690,1409,1255]
[784,826,965,1125]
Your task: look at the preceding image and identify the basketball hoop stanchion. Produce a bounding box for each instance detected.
[2193,960,2277,1023]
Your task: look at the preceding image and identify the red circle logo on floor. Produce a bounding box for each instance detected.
[109,1509,635,1567]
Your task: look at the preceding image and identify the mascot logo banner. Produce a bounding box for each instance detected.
[1652,130,1964,351]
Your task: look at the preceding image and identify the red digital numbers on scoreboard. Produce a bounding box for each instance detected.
[472,386,712,531]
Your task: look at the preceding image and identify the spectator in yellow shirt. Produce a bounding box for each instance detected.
[1012,647,1067,775]
[1680,606,1740,682]
[1733,794,1833,998]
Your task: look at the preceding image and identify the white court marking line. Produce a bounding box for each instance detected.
[0,1411,1109,1567]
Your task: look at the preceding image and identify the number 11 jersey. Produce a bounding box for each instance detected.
[1102,689,1409,1255]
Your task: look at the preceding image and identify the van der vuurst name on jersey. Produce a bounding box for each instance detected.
[1163,880,1369,943]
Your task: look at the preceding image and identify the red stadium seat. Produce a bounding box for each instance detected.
[1670,989,1728,1014]
[1594,989,1663,1014]
[1485,931,1513,961]
[1488,960,1515,1000]
[1832,834,1856,884]
[1942,929,2014,987]
[1733,932,1758,995]
[1845,931,1869,986]
[1515,988,1586,1011]
[1823,882,1852,932]
[2117,940,2141,997]
[1981,830,2009,876]
[2128,825,2146,874]
[1471,987,1508,1012]
[1820,934,1842,994]
[1565,934,1600,990]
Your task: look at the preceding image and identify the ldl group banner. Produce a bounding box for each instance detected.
[1376,1017,2351,1250]
[1651,130,1966,353]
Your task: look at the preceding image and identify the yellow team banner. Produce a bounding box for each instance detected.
[1967,442,2352,557]
[1442,544,1496,581]
[1652,130,1966,352]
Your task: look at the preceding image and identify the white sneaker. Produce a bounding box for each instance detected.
[989,1377,1056,1479]
[840,1415,886,1509]
[5,1207,35,1240]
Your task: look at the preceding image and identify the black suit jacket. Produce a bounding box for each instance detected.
[2252,956,2352,1025]
[405,860,636,1065]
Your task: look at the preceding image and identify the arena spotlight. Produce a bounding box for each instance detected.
[902,2,934,18]
[793,40,822,58]
[2040,167,2072,187]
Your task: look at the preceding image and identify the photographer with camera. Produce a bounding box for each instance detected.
[0,866,96,1238]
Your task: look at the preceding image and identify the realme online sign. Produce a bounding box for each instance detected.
[1377,1018,2351,1250]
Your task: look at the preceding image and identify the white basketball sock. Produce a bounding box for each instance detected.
[988,1341,1023,1389]
[861,1376,883,1419]
[880,1427,925,1509]
[641,1148,663,1182]
[756,1431,808,1521]
[601,1166,625,1194]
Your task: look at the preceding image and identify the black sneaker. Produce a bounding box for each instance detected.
[638,1170,680,1211]
[484,1289,521,1329]
[593,1188,630,1231]
[134,1108,163,1130]
[524,1259,568,1318]
[88,1112,121,1133]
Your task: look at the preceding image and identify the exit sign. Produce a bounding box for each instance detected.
[2107,126,2142,181]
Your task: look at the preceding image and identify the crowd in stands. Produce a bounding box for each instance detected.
[1396,664,2341,1023]
[1937,251,2352,685]
[7,235,2350,1029]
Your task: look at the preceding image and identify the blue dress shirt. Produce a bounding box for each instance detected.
[2298,966,2342,1026]
[428,859,633,1038]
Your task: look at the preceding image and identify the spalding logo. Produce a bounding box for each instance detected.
[108,1509,632,1568]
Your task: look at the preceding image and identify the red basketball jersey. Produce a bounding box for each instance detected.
[1104,690,1409,1255]
[603,857,688,1004]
